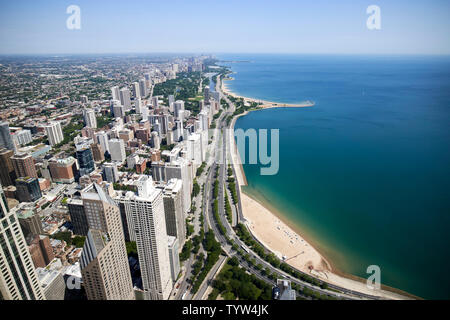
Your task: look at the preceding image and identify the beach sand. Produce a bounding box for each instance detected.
[222,79,314,108]
[223,76,414,300]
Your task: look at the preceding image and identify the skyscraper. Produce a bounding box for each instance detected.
[83,109,97,128]
[67,198,88,236]
[167,236,180,283]
[139,79,148,98]
[75,147,95,177]
[174,100,185,119]
[123,176,173,300]
[90,143,105,162]
[11,152,37,179]
[95,131,110,154]
[108,139,126,163]
[111,86,120,101]
[161,179,186,245]
[0,148,16,186]
[132,82,141,99]
[44,122,64,146]
[80,184,134,300]
[15,177,42,203]
[13,130,33,146]
[0,185,46,300]
[0,122,16,152]
[103,162,119,183]
[119,87,131,111]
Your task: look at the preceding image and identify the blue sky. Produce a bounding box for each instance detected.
[0,0,449,55]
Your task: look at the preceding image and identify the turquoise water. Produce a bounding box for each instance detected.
[222,54,450,299]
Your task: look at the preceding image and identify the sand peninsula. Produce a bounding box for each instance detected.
[219,74,416,300]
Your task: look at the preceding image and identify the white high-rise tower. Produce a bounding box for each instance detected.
[123,176,173,300]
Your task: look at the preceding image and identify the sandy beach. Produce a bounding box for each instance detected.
[223,76,414,300]
[222,78,315,108]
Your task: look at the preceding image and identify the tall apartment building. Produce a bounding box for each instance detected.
[80,184,134,300]
[48,157,78,183]
[35,268,66,300]
[132,82,141,99]
[95,131,110,154]
[111,86,120,101]
[16,177,42,203]
[122,176,173,300]
[139,79,148,98]
[0,186,45,300]
[13,130,33,146]
[167,236,180,282]
[174,100,185,119]
[0,122,16,152]
[67,198,88,236]
[17,210,44,238]
[119,87,131,111]
[152,158,192,216]
[90,143,105,162]
[75,147,95,177]
[0,148,16,186]
[11,152,37,179]
[108,139,126,163]
[28,235,54,269]
[44,122,64,146]
[103,162,119,183]
[83,109,97,128]
[161,179,185,245]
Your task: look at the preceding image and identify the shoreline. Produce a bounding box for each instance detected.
[222,75,417,300]
[222,77,315,108]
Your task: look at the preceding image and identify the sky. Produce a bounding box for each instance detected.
[0,0,449,55]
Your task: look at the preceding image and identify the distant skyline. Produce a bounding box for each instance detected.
[0,0,449,55]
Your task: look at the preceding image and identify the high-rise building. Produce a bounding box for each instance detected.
[174,100,185,119]
[28,235,54,268]
[44,122,64,146]
[103,162,119,183]
[186,133,202,166]
[122,176,172,300]
[113,104,125,118]
[0,148,16,186]
[67,198,88,236]
[161,179,185,245]
[108,139,126,163]
[13,130,33,146]
[17,210,44,238]
[83,109,97,128]
[0,122,16,152]
[90,143,105,162]
[80,184,135,300]
[76,147,95,177]
[11,152,37,179]
[167,236,180,283]
[204,86,210,103]
[111,86,120,101]
[139,79,148,98]
[48,157,78,183]
[132,82,141,99]
[16,177,42,203]
[119,87,131,111]
[95,131,110,154]
[0,185,46,300]
[35,268,66,300]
